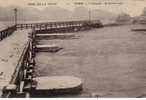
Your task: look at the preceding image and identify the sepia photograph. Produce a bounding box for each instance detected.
[0,0,146,98]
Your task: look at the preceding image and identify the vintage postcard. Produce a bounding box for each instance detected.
[0,0,146,98]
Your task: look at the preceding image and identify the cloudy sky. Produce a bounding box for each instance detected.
[0,0,146,16]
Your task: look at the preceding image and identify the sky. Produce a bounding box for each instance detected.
[0,0,146,16]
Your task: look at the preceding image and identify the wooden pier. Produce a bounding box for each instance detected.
[0,19,104,97]
[1,28,83,97]
[0,20,103,97]
[17,20,103,33]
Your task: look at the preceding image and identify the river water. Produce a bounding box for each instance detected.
[35,24,146,97]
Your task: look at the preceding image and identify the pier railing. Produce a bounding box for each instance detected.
[0,25,17,41]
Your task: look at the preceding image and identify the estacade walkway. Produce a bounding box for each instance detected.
[0,29,31,96]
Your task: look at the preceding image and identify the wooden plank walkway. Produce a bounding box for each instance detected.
[0,29,31,96]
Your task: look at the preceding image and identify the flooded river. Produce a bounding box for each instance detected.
[35,24,146,97]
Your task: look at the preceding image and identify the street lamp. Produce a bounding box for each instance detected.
[89,9,91,21]
[14,8,17,25]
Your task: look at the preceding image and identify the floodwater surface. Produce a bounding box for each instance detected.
[35,24,146,97]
